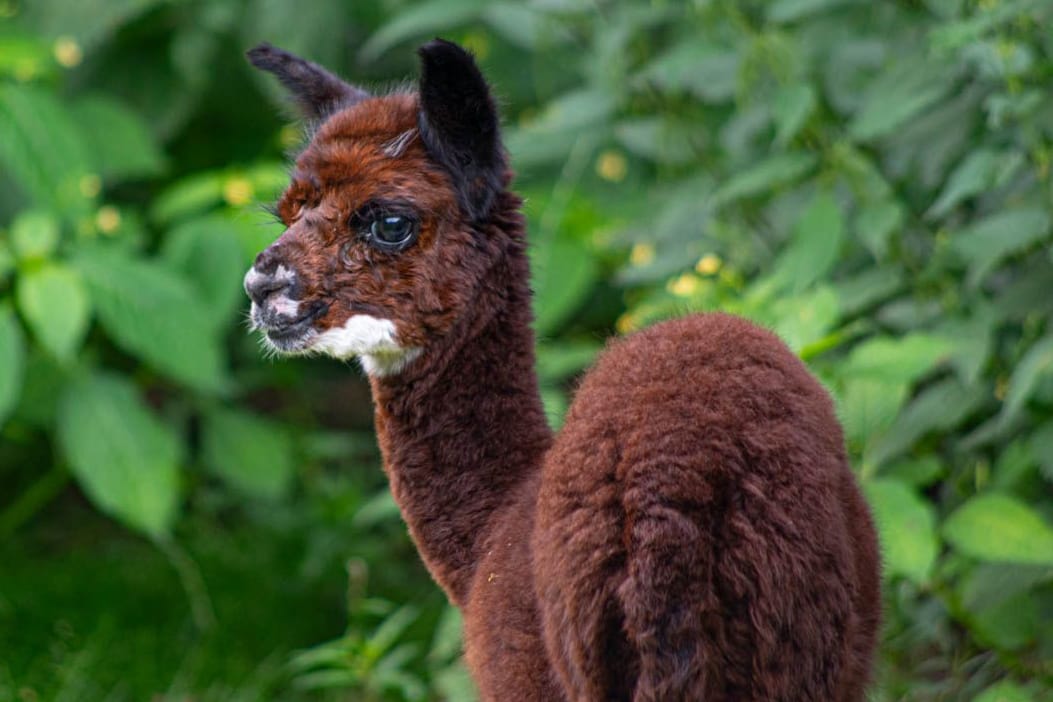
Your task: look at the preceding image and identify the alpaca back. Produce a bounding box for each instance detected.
[532,312,881,701]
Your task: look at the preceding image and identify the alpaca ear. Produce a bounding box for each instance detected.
[417,39,505,223]
[247,42,369,121]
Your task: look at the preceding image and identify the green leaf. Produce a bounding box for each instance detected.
[927,148,1000,219]
[0,32,57,81]
[767,0,863,22]
[863,478,939,584]
[537,341,601,383]
[202,406,294,500]
[770,191,844,293]
[1001,335,1053,423]
[840,378,908,449]
[57,372,181,537]
[75,249,227,393]
[843,333,951,384]
[944,493,1053,565]
[360,0,488,60]
[868,378,986,467]
[0,84,93,222]
[710,153,817,207]
[952,208,1051,286]
[16,262,91,363]
[973,681,1035,702]
[854,200,904,262]
[773,83,816,146]
[72,95,167,180]
[530,233,598,336]
[10,210,60,261]
[1030,421,1053,484]
[879,456,944,488]
[636,43,739,104]
[161,215,247,331]
[770,285,839,353]
[849,59,957,141]
[0,304,26,427]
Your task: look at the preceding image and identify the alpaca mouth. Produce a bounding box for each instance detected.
[258,303,329,352]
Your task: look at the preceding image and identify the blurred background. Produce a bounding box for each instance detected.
[1,0,1052,699]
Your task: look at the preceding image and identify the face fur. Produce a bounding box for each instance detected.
[243,41,506,376]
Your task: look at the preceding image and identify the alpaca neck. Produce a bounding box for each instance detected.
[368,203,552,605]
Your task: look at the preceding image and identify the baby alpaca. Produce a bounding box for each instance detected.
[243,38,881,701]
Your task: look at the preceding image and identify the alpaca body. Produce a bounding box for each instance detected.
[377,302,880,701]
[243,39,881,701]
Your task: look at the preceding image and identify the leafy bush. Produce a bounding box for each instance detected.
[1,0,1052,699]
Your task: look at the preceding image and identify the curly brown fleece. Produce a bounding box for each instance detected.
[245,38,882,701]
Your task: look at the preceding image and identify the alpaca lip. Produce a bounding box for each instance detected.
[262,303,328,346]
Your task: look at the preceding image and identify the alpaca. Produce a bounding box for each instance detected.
[243,39,881,701]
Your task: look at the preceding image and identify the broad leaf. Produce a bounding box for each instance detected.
[0,84,93,222]
[842,333,951,385]
[952,208,1051,287]
[944,493,1053,565]
[360,0,489,60]
[773,83,816,146]
[973,681,1034,702]
[75,249,227,393]
[531,233,598,337]
[849,58,957,141]
[863,478,939,584]
[10,210,60,261]
[202,406,294,500]
[57,372,181,537]
[72,95,167,180]
[162,215,247,331]
[770,191,844,293]
[16,262,91,363]
[710,153,817,207]
[1001,335,1053,423]
[0,304,26,427]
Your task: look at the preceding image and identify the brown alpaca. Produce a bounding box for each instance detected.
[243,39,881,701]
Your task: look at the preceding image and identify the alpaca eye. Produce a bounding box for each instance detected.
[369,214,416,250]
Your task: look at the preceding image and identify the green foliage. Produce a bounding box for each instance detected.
[2,0,1053,699]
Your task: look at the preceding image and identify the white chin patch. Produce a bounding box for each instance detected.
[311,314,421,377]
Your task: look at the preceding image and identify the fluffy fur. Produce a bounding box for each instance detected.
[243,38,881,701]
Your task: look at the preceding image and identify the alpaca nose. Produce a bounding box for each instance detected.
[244,265,295,306]
[241,271,286,305]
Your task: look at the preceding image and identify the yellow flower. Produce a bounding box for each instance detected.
[223,177,254,206]
[629,242,655,266]
[95,206,121,234]
[596,150,628,182]
[667,273,700,297]
[53,37,83,68]
[695,254,722,276]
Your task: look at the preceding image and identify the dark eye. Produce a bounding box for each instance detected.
[368,214,416,250]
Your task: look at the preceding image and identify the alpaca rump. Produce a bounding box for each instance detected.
[244,38,881,701]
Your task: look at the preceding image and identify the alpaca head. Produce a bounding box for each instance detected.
[243,39,508,376]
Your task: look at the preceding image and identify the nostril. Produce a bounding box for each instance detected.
[245,268,292,305]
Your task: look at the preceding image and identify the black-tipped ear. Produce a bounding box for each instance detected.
[247,42,369,122]
[417,39,505,223]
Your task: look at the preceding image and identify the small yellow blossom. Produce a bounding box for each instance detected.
[616,313,637,334]
[667,273,700,297]
[596,150,628,182]
[53,37,83,68]
[95,206,120,234]
[695,253,721,276]
[223,177,254,206]
[629,242,655,266]
[79,174,101,198]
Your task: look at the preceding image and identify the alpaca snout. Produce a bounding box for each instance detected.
[244,263,306,331]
